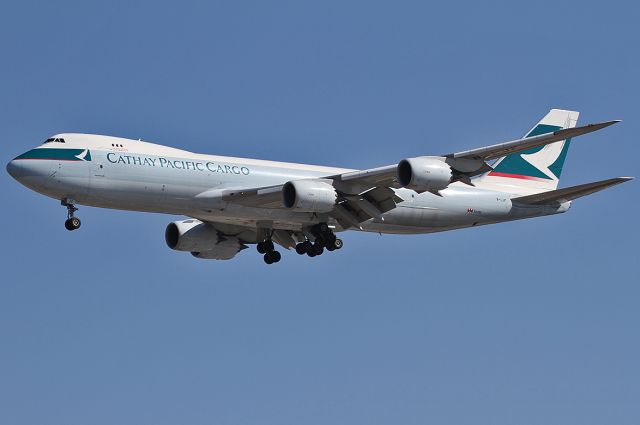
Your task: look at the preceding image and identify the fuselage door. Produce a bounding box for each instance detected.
[90,148,107,178]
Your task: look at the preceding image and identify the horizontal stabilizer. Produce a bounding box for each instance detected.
[512,177,633,205]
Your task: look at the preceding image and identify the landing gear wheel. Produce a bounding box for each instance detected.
[62,199,80,231]
[334,238,343,250]
[257,240,275,254]
[70,217,81,229]
[64,217,81,231]
[312,243,324,256]
[264,250,281,264]
[325,235,337,250]
[306,241,319,257]
[295,243,307,255]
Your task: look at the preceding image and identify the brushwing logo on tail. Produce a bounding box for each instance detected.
[488,124,569,181]
[521,140,569,180]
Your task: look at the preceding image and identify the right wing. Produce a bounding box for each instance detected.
[446,120,619,162]
[322,118,621,186]
[212,117,621,228]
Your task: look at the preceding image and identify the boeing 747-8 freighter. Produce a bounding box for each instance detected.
[7,109,632,264]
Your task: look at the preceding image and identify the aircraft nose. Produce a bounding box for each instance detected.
[6,155,51,189]
[6,159,22,180]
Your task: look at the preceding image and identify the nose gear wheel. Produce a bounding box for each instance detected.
[61,199,81,231]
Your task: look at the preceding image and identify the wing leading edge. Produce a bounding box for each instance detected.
[446,119,620,161]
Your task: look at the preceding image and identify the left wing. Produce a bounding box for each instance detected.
[219,181,402,230]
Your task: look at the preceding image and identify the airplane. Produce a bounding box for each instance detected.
[6,109,633,264]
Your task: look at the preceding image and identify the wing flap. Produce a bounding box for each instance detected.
[511,177,633,205]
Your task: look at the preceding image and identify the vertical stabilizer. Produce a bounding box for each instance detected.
[474,109,579,195]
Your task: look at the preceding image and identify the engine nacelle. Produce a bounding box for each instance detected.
[191,238,247,260]
[397,157,453,192]
[282,180,337,212]
[165,219,220,252]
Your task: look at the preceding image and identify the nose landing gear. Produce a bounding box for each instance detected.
[62,199,81,231]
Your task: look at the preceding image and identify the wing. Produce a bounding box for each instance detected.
[447,120,619,162]
[321,118,621,186]
[219,179,402,230]
[213,118,620,229]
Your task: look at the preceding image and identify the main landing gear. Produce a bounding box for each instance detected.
[258,223,343,264]
[62,199,81,231]
[294,223,343,258]
[257,239,281,264]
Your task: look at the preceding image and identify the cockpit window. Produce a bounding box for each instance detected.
[43,138,66,144]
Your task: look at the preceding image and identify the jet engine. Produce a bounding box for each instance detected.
[191,237,247,260]
[282,180,337,212]
[397,157,453,192]
[165,219,220,252]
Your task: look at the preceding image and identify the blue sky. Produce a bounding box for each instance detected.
[1,1,638,424]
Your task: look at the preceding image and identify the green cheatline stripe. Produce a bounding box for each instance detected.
[15,148,91,162]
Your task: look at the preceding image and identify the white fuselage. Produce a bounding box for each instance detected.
[7,133,569,236]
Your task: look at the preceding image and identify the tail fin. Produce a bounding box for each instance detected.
[474,109,579,195]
